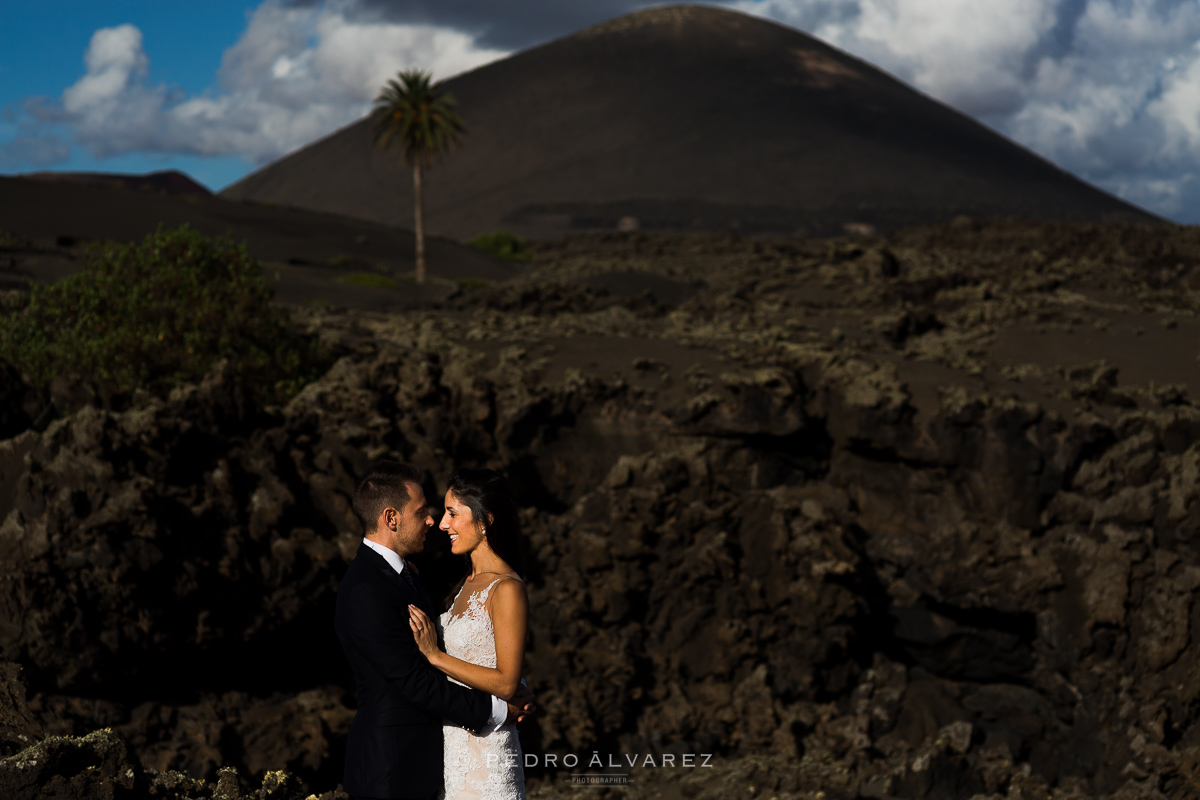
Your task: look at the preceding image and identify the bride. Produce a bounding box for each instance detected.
[408,467,528,800]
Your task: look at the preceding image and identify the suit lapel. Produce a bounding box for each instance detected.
[394,565,436,618]
[357,543,435,616]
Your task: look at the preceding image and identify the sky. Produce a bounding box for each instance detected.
[1,0,1199,222]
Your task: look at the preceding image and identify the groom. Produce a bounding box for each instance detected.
[335,460,534,800]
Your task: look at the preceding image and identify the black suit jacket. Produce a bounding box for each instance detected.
[335,542,492,799]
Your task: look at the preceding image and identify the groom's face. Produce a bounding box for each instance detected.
[390,482,434,557]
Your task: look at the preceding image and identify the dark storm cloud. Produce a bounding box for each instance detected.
[1015,0,1089,86]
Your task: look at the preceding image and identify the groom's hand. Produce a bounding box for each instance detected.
[506,683,537,724]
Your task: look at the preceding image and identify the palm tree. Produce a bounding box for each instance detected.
[371,69,465,285]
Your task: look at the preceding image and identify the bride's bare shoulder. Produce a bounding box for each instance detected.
[487,575,528,612]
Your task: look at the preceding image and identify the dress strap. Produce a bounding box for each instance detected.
[478,576,506,602]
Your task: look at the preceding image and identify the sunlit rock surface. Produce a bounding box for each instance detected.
[2,221,1200,798]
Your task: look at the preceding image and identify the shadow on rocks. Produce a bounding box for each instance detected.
[1,660,348,800]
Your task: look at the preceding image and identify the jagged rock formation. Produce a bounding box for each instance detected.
[0,663,42,757]
[2,220,1200,798]
[0,661,340,799]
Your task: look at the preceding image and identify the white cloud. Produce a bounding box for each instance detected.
[842,0,1058,115]
[1148,43,1200,159]
[737,0,1200,219]
[8,0,1200,220]
[63,24,155,114]
[60,25,171,159]
[51,0,506,165]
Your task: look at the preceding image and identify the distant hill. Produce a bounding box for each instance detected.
[23,170,212,197]
[221,4,1157,239]
[0,176,517,310]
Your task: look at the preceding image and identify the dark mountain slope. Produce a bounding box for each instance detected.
[22,170,212,197]
[0,176,517,308]
[221,4,1156,238]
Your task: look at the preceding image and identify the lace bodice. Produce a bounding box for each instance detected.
[439,577,504,672]
[437,576,525,800]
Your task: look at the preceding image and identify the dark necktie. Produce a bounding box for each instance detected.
[400,562,431,613]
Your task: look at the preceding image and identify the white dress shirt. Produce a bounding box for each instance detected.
[362,538,507,731]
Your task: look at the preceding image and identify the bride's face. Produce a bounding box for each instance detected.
[440,490,486,556]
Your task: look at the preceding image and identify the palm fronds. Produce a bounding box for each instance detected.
[371,70,465,168]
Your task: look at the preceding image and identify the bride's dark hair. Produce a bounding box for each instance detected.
[444,467,524,607]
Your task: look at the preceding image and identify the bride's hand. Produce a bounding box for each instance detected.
[408,605,440,659]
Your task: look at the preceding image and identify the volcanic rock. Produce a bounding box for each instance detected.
[0,729,139,800]
[0,724,322,800]
[2,220,1200,798]
[0,662,42,757]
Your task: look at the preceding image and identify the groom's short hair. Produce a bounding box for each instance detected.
[353,460,424,533]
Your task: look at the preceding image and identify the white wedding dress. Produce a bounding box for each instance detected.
[438,577,526,800]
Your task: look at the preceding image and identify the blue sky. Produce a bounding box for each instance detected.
[0,1,259,189]
[3,0,1200,222]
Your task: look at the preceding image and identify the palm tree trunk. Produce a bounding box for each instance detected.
[413,162,426,285]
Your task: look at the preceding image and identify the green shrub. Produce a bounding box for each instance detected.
[0,230,28,249]
[466,230,533,262]
[0,225,324,405]
[337,273,398,289]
